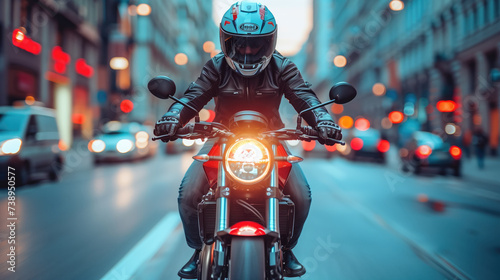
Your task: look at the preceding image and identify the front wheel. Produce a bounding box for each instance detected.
[229,237,266,280]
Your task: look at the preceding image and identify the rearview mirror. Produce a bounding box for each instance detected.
[148,76,176,99]
[329,82,357,104]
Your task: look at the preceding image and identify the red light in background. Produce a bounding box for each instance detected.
[416,145,432,159]
[437,100,456,112]
[54,61,66,74]
[120,99,134,113]
[12,28,41,55]
[377,140,390,153]
[325,144,337,152]
[350,138,363,151]
[355,118,370,131]
[75,58,94,78]
[449,146,462,159]
[72,113,85,124]
[302,141,316,152]
[52,46,70,64]
[389,111,404,124]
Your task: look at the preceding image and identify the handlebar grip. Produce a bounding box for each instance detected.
[177,124,194,134]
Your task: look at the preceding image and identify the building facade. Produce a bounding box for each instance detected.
[0,0,102,148]
[303,0,500,154]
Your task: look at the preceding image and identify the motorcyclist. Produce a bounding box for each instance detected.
[154,1,341,278]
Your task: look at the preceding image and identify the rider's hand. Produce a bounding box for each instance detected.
[316,120,342,145]
[154,114,181,142]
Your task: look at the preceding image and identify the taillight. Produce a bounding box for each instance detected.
[377,140,390,153]
[350,138,363,151]
[325,145,336,152]
[449,146,462,159]
[302,141,316,151]
[416,145,432,159]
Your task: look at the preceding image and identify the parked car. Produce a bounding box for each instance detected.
[400,131,461,176]
[89,121,158,163]
[0,106,64,185]
[342,128,389,163]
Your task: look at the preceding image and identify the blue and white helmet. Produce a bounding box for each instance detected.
[220,1,278,77]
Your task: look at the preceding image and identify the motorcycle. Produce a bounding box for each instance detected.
[148,76,356,280]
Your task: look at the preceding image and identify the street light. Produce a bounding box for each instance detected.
[389,0,404,11]
[175,53,188,65]
[110,57,129,70]
[333,55,347,68]
[203,41,215,53]
[137,4,151,16]
[372,83,386,96]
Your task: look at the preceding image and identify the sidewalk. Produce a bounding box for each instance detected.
[461,155,500,188]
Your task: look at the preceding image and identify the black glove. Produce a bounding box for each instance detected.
[316,120,342,145]
[154,114,181,142]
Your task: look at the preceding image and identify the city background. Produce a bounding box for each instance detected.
[1,0,499,279]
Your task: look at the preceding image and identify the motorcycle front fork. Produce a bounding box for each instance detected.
[212,143,282,279]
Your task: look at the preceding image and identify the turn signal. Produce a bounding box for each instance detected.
[193,154,210,162]
[287,155,303,163]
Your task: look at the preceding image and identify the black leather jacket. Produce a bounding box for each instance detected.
[166,52,334,129]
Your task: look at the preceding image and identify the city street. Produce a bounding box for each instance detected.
[1,148,499,280]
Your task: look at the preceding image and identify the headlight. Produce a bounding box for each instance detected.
[0,139,22,155]
[89,140,106,153]
[116,139,133,153]
[224,138,271,184]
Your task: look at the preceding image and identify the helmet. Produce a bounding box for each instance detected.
[220,1,277,77]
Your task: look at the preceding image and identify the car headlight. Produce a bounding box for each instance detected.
[224,138,272,184]
[135,131,149,149]
[116,139,133,153]
[89,140,106,153]
[0,139,22,155]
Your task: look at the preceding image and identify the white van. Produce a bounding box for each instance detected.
[0,106,64,185]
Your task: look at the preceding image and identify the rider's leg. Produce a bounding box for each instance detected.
[177,142,214,278]
[281,163,311,276]
[283,163,312,249]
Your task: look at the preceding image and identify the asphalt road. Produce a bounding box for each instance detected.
[1,148,499,280]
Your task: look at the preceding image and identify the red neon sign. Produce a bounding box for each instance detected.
[51,46,71,74]
[75,59,94,78]
[12,29,41,55]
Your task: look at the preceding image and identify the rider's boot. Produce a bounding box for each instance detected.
[178,249,201,279]
[283,249,306,277]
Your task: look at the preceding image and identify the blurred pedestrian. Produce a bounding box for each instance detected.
[472,126,488,169]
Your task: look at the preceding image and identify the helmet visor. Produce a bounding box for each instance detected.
[221,30,276,65]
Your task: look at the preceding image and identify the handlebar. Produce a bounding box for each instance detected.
[152,122,344,145]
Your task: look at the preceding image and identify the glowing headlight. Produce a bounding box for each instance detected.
[224,139,271,184]
[116,139,133,153]
[89,140,106,153]
[0,139,22,155]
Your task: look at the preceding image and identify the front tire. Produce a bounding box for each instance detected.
[229,237,266,280]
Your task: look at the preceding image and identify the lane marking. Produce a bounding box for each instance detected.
[101,212,181,280]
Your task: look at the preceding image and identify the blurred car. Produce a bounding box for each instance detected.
[0,106,64,185]
[400,131,461,176]
[89,121,158,163]
[341,128,389,163]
